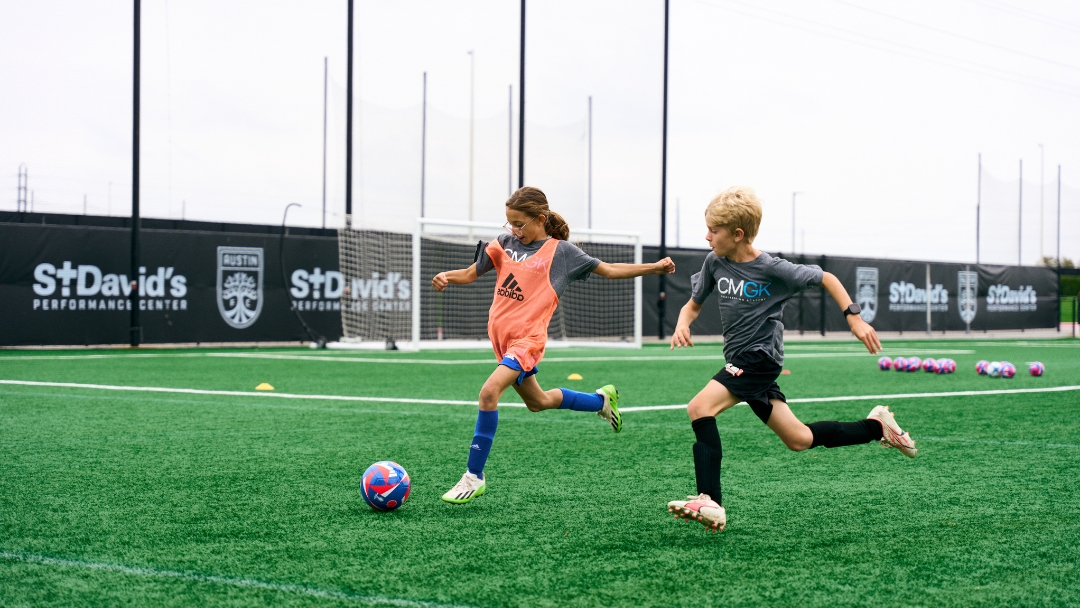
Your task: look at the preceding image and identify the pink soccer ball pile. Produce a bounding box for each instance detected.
[1029,361,1045,376]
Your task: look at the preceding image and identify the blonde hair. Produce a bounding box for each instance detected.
[505,186,570,240]
[705,186,762,242]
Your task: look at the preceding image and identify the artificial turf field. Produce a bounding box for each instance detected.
[1,339,1079,607]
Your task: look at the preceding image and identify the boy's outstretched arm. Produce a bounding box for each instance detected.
[820,271,882,354]
[593,257,675,280]
[670,299,702,350]
[432,264,479,292]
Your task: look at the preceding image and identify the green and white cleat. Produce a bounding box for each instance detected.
[596,384,622,433]
[440,471,486,504]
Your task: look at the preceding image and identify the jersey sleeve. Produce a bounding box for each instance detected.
[690,254,718,304]
[771,257,823,292]
[476,235,509,277]
[555,240,601,283]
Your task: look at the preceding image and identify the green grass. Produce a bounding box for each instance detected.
[1,339,1079,607]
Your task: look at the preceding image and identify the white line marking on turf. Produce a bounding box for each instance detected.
[3,380,1078,413]
[0,551,469,608]
[0,380,496,407]
[617,385,1080,412]
[918,437,1080,449]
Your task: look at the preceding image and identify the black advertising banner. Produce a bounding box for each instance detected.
[0,218,1060,346]
[0,222,345,346]
[641,248,1058,338]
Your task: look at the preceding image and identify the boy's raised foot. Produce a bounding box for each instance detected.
[868,405,917,458]
[668,494,726,532]
[441,471,486,504]
[596,385,622,433]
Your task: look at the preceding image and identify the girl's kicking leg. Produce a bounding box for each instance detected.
[441,365,519,504]
[513,376,623,432]
[766,400,916,457]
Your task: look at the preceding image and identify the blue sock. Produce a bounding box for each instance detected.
[558,388,604,412]
[466,409,498,477]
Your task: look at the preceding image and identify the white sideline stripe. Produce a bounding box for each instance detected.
[0,380,489,407]
[617,385,1080,412]
[919,436,1080,449]
[0,551,469,608]
[2,379,1077,413]
[0,350,972,363]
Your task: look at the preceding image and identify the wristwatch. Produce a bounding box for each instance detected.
[843,303,862,317]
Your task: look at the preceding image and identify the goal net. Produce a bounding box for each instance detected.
[335,218,641,349]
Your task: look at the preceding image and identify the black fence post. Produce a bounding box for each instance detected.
[820,254,827,336]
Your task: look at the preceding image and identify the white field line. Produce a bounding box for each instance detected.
[0,350,972,364]
[2,379,1078,413]
[617,384,1080,412]
[0,551,469,608]
[918,437,1080,449]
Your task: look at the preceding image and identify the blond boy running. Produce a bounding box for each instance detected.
[666,187,916,532]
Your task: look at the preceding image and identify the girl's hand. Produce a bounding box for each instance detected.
[655,257,676,274]
[670,324,694,350]
[431,272,449,292]
[848,316,882,354]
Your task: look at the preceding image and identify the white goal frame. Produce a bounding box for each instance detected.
[409,217,642,351]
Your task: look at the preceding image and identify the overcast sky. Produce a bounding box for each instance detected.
[2,0,1078,265]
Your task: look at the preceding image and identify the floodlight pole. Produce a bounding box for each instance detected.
[421,72,427,218]
[657,0,669,340]
[1018,159,1023,266]
[518,0,525,189]
[976,153,981,264]
[322,57,328,229]
[130,0,142,347]
[345,0,354,227]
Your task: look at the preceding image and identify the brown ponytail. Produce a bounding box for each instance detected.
[505,186,570,240]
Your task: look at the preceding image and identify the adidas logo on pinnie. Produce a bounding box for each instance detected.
[497,274,525,301]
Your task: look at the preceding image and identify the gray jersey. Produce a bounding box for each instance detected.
[475,234,600,298]
[691,251,822,365]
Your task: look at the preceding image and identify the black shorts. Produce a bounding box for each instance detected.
[712,349,787,424]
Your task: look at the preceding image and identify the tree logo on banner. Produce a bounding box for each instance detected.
[217,246,264,329]
[855,267,879,323]
[958,270,978,324]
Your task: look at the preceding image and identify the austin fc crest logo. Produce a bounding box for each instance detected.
[958,270,978,324]
[217,246,264,329]
[855,267,878,323]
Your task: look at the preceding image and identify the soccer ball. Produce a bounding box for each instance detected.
[878,356,893,370]
[1000,362,1016,379]
[921,358,936,372]
[1029,362,1045,376]
[939,358,955,374]
[893,357,907,372]
[905,357,922,372]
[360,461,411,511]
[986,361,1003,378]
[933,359,947,374]
[975,360,989,375]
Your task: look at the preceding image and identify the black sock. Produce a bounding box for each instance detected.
[691,416,722,504]
[808,419,883,448]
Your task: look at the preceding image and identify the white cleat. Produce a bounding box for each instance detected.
[667,493,726,532]
[440,471,487,504]
[867,405,917,458]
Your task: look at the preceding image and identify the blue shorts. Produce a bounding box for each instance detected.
[500,356,539,386]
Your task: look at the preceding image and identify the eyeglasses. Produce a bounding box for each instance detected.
[503,216,540,235]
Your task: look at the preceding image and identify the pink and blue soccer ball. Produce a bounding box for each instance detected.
[948,359,957,373]
[1029,361,1045,376]
[878,356,893,370]
[1000,362,1016,379]
[921,358,936,372]
[939,358,955,373]
[360,461,411,511]
[976,360,989,375]
[933,359,947,374]
[987,361,1003,377]
[905,357,922,372]
[893,357,907,372]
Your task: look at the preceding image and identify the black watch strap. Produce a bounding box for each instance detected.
[843,303,861,317]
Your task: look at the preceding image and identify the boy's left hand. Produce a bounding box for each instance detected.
[655,257,675,274]
[847,316,881,354]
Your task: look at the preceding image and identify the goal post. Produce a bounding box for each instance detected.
[334,218,642,350]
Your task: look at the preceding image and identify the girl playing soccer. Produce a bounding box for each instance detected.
[432,186,675,504]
